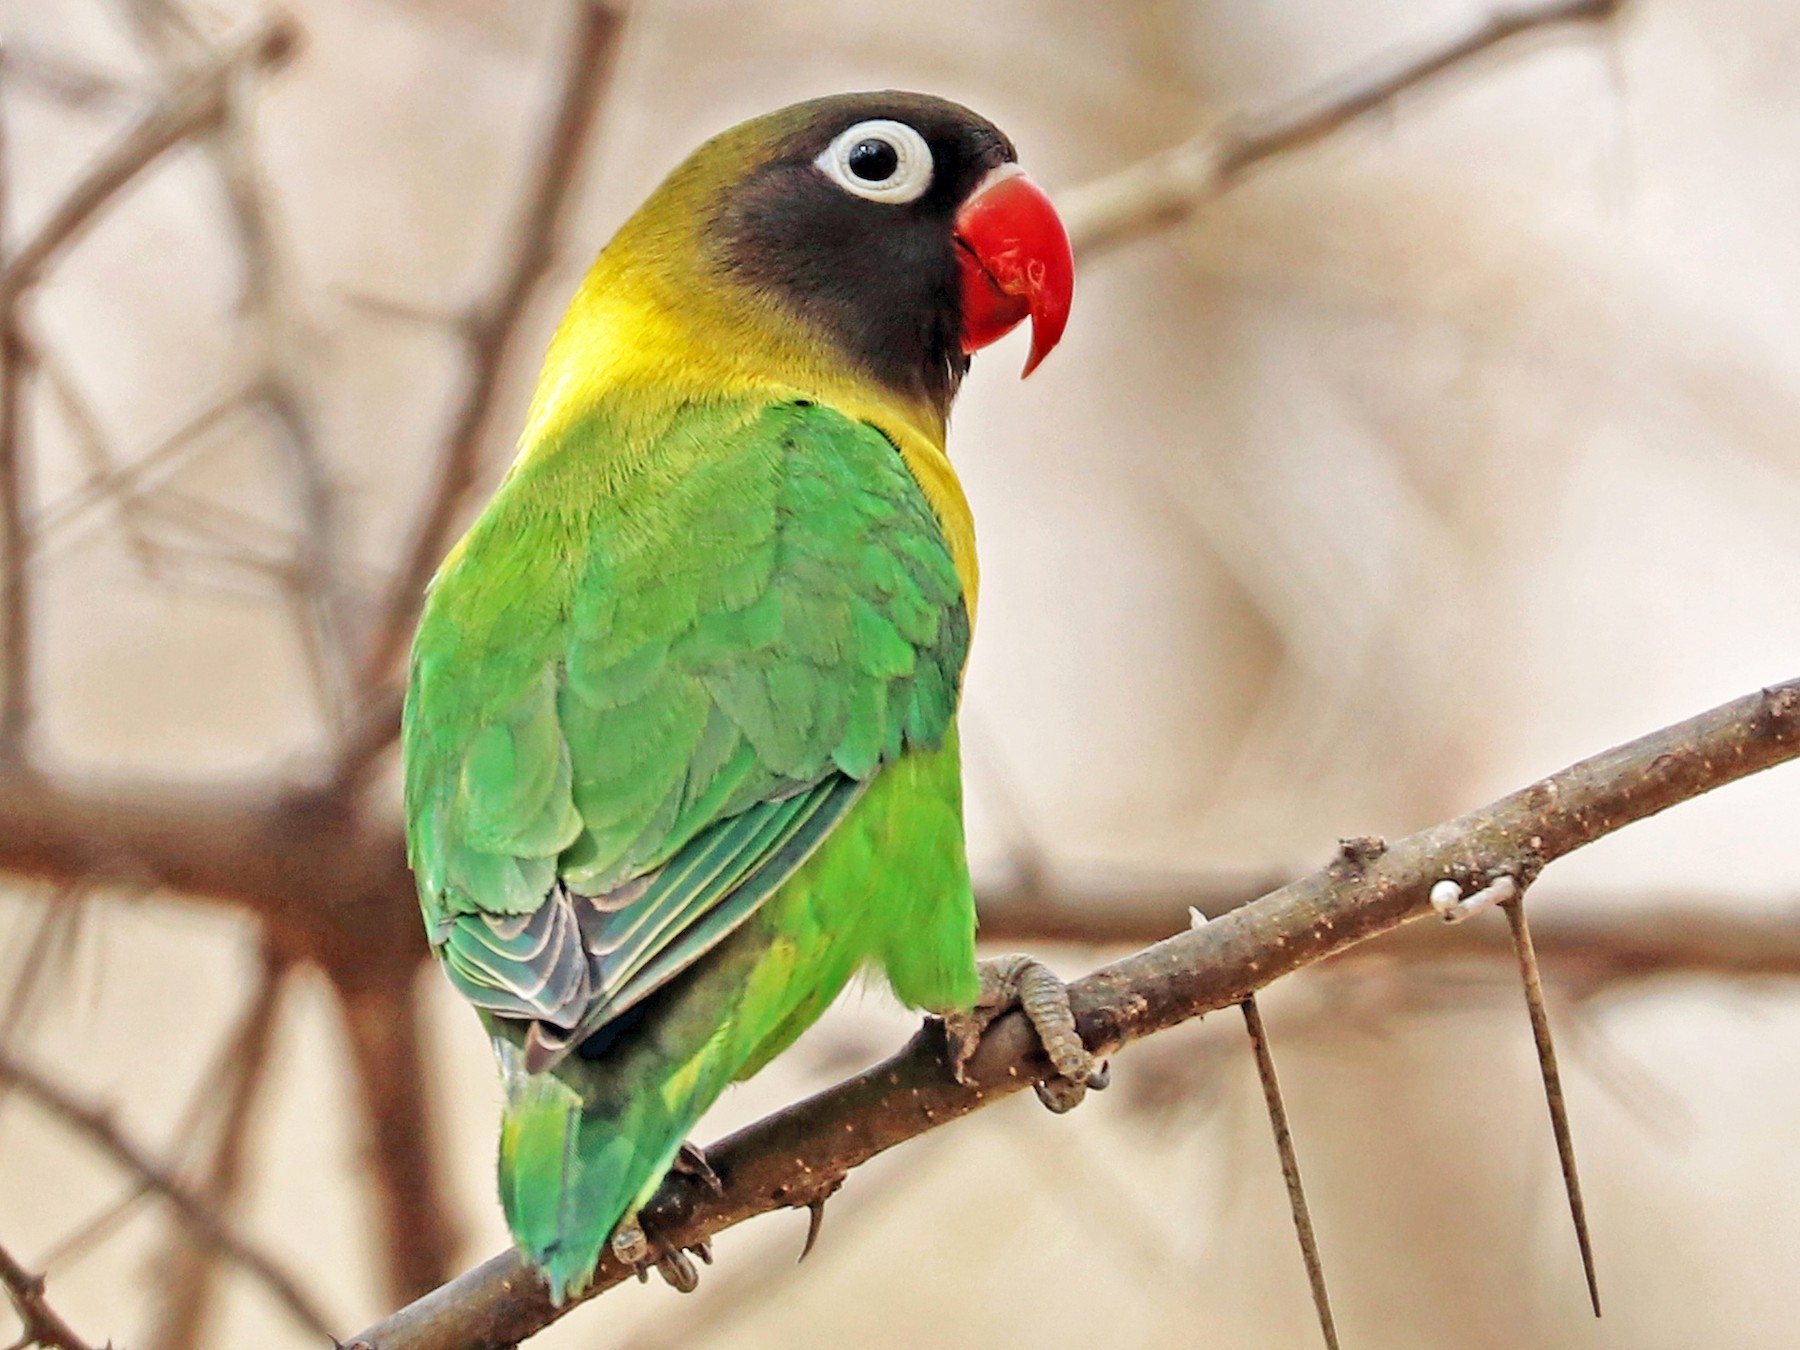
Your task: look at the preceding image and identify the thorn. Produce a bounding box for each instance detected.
[1501,895,1601,1318]
[1241,995,1340,1350]
[673,1140,725,1195]
[798,1195,829,1263]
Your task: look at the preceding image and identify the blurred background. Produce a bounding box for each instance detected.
[3,0,1799,1346]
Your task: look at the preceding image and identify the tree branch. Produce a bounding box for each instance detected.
[0,1045,337,1341]
[346,1,628,723]
[349,679,1800,1349]
[1062,0,1625,257]
[977,876,1800,987]
[329,961,462,1307]
[144,952,289,1350]
[0,1238,97,1350]
[0,14,298,310]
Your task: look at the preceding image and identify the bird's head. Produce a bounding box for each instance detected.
[582,92,1073,423]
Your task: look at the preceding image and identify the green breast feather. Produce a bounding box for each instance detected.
[403,398,971,1066]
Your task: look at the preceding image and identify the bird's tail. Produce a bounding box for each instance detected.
[495,1039,699,1303]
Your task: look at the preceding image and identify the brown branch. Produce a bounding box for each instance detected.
[346,1,627,725]
[0,1238,98,1350]
[0,1045,337,1341]
[0,138,28,764]
[1062,0,1625,257]
[329,961,462,1307]
[977,875,1800,986]
[0,774,420,968]
[145,953,289,1350]
[0,14,298,310]
[349,679,1800,1349]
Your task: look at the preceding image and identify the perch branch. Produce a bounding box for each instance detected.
[0,1238,97,1350]
[349,679,1800,1349]
[1062,0,1624,257]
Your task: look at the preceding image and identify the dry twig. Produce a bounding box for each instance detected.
[0,1045,336,1341]
[1062,0,1625,257]
[345,1,628,729]
[349,679,1800,1350]
[0,1238,98,1350]
[144,953,290,1350]
[0,14,298,310]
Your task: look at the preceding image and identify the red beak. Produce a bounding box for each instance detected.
[953,165,1074,377]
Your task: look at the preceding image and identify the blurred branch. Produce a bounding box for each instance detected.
[0,86,28,766]
[978,875,1800,987]
[0,1239,97,1350]
[145,952,289,1350]
[1062,0,1624,257]
[0,13,299,310]
[0,42,142,113]
[0,1045,337,1341]
[329,963,462,1306]
[350,679,1800,1349]
[345,1,628,757]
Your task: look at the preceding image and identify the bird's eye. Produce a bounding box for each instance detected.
[816,120,933,204]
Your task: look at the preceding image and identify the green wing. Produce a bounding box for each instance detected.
[403,399,969,1064]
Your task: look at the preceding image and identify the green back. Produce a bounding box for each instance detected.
[403,397,970,1050]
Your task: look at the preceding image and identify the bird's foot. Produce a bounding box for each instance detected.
[942,954,1109,1113]
[611,1217,712,1294]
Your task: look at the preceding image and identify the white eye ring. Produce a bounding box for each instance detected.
[815,119,934,204]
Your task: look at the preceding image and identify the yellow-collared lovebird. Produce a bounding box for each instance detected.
[402,92,1091,1301]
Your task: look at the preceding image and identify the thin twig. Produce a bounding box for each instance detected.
[0,14,299,309]
[349,678,1800,1350]
[1501,896,1600,1316]
[0,1045,337,1341]
[1241,995,1339,1350]
[0,81,28,766]
[329,966,461,1305]
[977,877,1800,986]
[345,1,628,740]
[0,1238,99,1350]
[145,952,290,1350]
[1062,0,1625,257]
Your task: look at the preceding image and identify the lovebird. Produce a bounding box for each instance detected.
[403,91,1100,1301]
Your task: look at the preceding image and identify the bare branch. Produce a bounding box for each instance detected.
[0,84,28,765]
[978,874,1800,988]
[1062,0,1625,257]
[347,2,628,727]
[0,42,142,113]
[0,14,299,310]
[350,679,1800,1349]
[329,964,462,1306]
[145,952,289,1350]
[0,1045,337,1340]
[0,1238,98,1350]
[0,773,420,968]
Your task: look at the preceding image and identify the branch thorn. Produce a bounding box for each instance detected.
[1501,894,1601,1317]
[1240,995,1340,1350]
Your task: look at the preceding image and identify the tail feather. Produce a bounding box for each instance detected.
[496,1040,693,1302]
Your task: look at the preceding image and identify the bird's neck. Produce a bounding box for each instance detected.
[515,248,980,613]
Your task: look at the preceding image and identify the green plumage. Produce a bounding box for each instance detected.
[404,398,978,1298]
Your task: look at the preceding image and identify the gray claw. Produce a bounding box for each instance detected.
[945,955,1105,1111]
[611,1219,704,1293]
